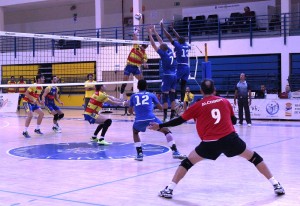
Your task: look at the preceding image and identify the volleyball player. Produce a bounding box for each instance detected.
[84,83,126,145]
[22,74,45,138]
[129,79,186,161]
[161,20,191,102]
[17,76,27,111]
[42,76,64,133]
[149,79,285,198]
[148,26,177,122]
[119,29,148,100]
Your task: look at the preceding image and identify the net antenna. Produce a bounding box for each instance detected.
[188,44,202,88]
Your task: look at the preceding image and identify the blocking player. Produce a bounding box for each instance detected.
[161,20,191,102]
[148,25,177,122]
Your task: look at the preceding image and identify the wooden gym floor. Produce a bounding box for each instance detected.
[0,109,299,206]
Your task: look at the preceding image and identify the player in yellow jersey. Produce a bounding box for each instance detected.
[120,29,148,100]
[84,83,127,145]
[84,73,96,109]
[17,76,27,111]
[7,76,17,93]
[22,74,45,138]
[183,87,194,111]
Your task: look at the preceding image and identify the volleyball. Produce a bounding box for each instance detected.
[134,13,142,20]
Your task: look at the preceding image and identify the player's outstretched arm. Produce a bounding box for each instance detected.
[148,27,158,51]
[153,26,163,44]
[148,116,187,130]
[160,19,173,43]
[171,23,181,40]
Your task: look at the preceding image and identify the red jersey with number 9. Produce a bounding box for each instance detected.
[181,96,235,141]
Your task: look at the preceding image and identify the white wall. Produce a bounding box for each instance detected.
[0,34,298,92]
[4,0,281,33]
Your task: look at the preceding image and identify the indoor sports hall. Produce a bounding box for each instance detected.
[0,0,300,205]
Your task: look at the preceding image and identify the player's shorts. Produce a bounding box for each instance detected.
[84,114,96,124]
[195,132,246,160]
[176,64,190,81]
[133,117,162,132]
[23,102,40,113]
[124,65,141,76]
[45,104,60,113]
[161,75,177,92]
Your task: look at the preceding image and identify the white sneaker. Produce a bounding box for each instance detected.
[247,124,252,127]
[236,123,241,126]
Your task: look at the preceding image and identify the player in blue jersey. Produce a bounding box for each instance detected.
[42,76,64,133]
[128,79,186,161]
[160,20,191,102]
[148,25,177,122]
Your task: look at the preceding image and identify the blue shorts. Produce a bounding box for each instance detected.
[45,104,60,113]
[124,65,141,76]
[133,117,162,132]
[161,75,177,92]
[23,102,40,113]
[176,64,190,81]
[84,114,96,124]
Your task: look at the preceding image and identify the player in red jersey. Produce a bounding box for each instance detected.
[149,79,285,198]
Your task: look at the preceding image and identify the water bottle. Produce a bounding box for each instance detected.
[264,90,267,99]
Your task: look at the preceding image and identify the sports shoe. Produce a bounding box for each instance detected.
[134,153,143,161]
[236,123,242,126]
[22,131,31,138]
[172,151,187,160]
[90,137,98,142]
[52,126,62,133]
[34,129,43,135]
[159,187,173,199]
[273,183,285,195]
[247,124,252,127]
[98,139,112,145]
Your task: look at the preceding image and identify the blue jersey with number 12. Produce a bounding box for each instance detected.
[130,91,160,121]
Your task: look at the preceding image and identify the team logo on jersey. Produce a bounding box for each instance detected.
[8,142,169,160]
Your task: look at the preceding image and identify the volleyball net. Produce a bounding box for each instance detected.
[0,30,202,109]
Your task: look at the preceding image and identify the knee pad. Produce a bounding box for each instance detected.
[162,93,169,103]
[169,92,176,102]
[58,113,64,120]
[53,114,59,121]
[103,119,112,127]
[180,158,194,171]
[248,151,263,166]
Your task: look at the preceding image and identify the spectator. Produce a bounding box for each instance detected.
[243,6,256,29]
[84,73,96,110]
[279,85,292,99]
[255,84,267,99]
[7,76,17,93]
[183,87,194,111]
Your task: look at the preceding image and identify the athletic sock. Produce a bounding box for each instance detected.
[269,177,279,185]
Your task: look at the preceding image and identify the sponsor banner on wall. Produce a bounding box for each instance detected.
[228,99,300,120]
[0,93,19,113]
